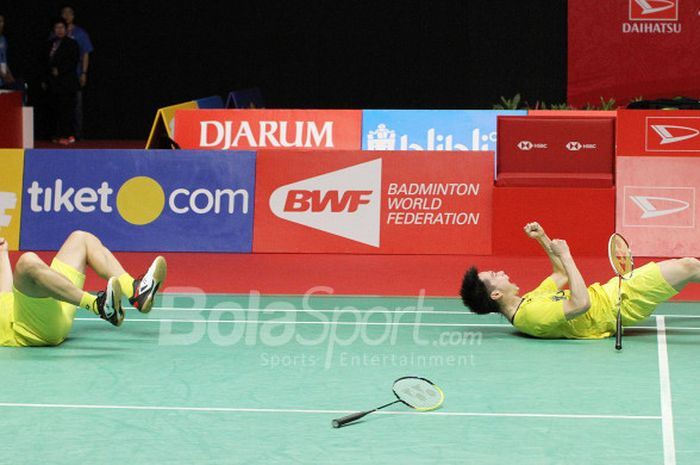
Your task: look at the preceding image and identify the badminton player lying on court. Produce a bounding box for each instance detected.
[0,231,166,347]
[460,222,700,339]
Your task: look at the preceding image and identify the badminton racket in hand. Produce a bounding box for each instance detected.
[608,233,634,351]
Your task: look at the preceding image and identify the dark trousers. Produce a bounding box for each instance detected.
[50,91,77,138]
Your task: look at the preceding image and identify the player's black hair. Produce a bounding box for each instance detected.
[460,266,501,315]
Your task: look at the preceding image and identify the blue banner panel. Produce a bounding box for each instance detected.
[226,87,265,109]
[194,95,224,109]
[20,150,255,252]
[361,109,526,152]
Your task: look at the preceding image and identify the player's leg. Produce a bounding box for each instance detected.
[613,260,697,326]
[657,257,700,292]
[54,229,126,279]
[13,250,123,326]
[14,252,83,305]
[54,230,167,314]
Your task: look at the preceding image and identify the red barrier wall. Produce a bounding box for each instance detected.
[617,109,700,157]
[617,156,700,257]
[493,187,615,256]
[528,110,616,118]
[496,116,615,187]
[568,1,700,107]
[0,92,23,148]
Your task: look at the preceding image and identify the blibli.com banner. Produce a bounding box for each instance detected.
[20,150,255,252]
[361,110,526,152]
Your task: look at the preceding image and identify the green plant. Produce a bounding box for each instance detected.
[598,97,617,110]
[548,102,574,110]
[493,94,521,110]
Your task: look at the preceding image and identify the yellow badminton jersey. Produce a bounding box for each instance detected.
[512,277,616,339]
[0,292,19,347]
[512,262,677,339]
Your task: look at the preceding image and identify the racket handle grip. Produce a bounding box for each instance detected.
[615,314,622,351]
[332,410,373,428]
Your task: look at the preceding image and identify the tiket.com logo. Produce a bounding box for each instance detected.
[26,177,250,225]
[0,192,17,227]
[631,195,690,219]
[269,159,382,247]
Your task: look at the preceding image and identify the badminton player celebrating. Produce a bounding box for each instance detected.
[0,231,166,347]
[460,222,700,339]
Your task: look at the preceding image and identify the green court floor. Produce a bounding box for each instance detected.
[1,294,698,464]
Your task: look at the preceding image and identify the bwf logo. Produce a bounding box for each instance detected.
[269,159,382,247]
[629,0,678,21]
[0,192,17,227]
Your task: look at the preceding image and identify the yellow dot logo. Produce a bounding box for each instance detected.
[116,176,165,225]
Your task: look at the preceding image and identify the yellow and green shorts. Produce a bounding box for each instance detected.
[10,258,85,346]
[601,261,678,326]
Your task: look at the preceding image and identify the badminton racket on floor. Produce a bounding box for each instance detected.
[608,233,634,351]
[332,376,444,428]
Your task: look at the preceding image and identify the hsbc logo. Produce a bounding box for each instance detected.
[566,141,598,152]
[646,117,700,152]
[269,159,382,247]
[517,140,547,151]
[629,0,678,21]
[0,191,17,227]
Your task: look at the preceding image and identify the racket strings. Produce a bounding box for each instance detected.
[393,378,444,410]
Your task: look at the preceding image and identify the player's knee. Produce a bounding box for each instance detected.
[15,252,44,277]
[67,230,91,243]
[676,257,700,276]
[679,257,700,274]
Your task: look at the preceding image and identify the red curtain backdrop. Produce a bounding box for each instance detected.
[568,0,700,107]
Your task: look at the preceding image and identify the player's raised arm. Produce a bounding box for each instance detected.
[0,238,13,293]
[523,222,567,289]
[549,239,590,319]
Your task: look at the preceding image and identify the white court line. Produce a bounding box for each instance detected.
[74,318,508,328]
[654,314,700,319]
[656,316,677,465]
[73,318,700,332]
[0,402,660,421]
[156,307,467,315]
[154,309,700,317]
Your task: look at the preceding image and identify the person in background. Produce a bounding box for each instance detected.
[0,14,17,90]
[45,17,79,145]
[60,5,93,140]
